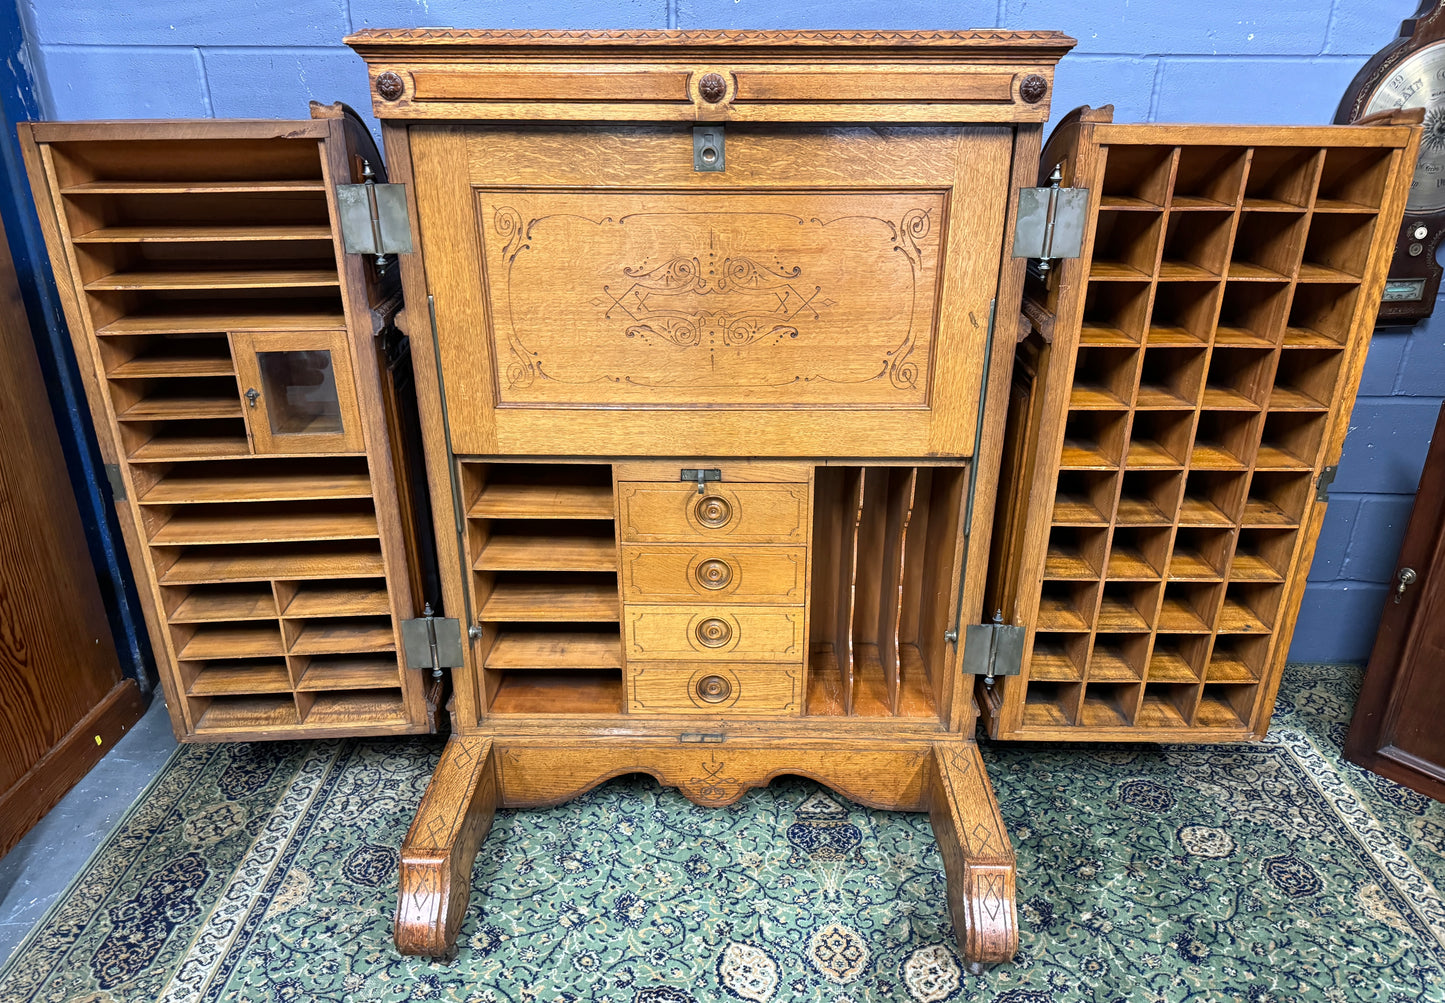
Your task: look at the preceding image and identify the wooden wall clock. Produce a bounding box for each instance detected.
[1338,0,1445,323]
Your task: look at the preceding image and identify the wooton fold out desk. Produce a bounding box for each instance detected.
[345,28,1077,966]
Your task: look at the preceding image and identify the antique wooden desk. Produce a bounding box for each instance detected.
[346,28,1076,966]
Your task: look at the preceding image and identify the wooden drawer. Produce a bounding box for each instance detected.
[623,604,804,662]
[620,545,806,604]
[618,483,808,544]
[626,662,801,715]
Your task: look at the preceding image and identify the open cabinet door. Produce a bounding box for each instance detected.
[1345,402,1445,799]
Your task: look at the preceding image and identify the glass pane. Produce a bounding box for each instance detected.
[257,350,343,436]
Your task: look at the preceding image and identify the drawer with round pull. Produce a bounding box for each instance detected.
[620,545,806,604]
[625,662,802,715]
[622,604,804,662]
[617,482,808,544]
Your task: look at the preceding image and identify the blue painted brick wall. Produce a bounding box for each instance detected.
[18,0,1442,662]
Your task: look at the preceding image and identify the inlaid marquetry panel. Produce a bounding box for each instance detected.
[478,190,944,406]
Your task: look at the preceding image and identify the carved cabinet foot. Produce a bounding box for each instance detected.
[395,737,498,957]
[927,741,1018,965]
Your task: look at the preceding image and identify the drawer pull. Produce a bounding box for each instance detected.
[695,558,733,591]
[695,495,733,528]
[696,617,733,647]
[696,674,733,703]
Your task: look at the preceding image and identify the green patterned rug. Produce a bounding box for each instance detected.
[2,664,1443,1003]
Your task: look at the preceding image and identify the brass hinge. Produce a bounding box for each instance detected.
[400,603,463,679]
[1316,465,1339,502]
[103,463,126,501]
[1012,164,1089,274]
[962,622,1026,680]
[336,160,413,267]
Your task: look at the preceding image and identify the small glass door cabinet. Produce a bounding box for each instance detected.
[232,330,364,453]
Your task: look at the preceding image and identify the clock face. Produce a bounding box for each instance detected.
[1366,40,1445,212]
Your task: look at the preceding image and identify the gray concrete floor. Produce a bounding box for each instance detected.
[0,696,178,969]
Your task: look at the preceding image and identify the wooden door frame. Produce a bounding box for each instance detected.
[1344,401,1445,799]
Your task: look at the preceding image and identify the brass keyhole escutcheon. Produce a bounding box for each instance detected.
[696,674,732,703]
[696,617,733,648]
[695,495,732,528]
[696,559,733,591]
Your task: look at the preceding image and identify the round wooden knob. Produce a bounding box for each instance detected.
[695,559,733,590]
[695,617,733,648]
[698,73,728,103]
[1019,74,1048,104]
[695,495,732,528]
[696,674,732,703]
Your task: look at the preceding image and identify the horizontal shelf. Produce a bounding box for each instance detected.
[151,509,378,546]
[1058,443,1118,470]
[1096,598,1150,632]
[484,630,623,670]
[283,584,390,618]
[1052,495,1110,526]
[1200,388,1261,411]
[1090,262,1153,281]
[302,691,408,728]
[1070,386,1131,409]
[1189,445,1250,471]
[468,483,614,520]
[96,303,346,336]
[1283,327,1343,349]
[108,355,236,378]
[160,546,386,585]
[1036,598,1090,632]
[1135,693,1191,728]
[1146,652,1200,683]
[1100,195,1162,210]
[289,621,396,656]
[128,435,253,462]
[1226,262,1291,282]
[1126,441,1186,469]
[1106,549,1162,580]
[117,396,242,421]
[1043,547,1099,580]
[1115,497,1172,525]
[1171,195,1235,210]
[1147,326,1209,347]
[73,223,333,243]
[480,582,620,622]
[1267,388,1329,411]
[1177,497,1234,526]
[1217,599,1272,634]
[1079,324,1139,347]
[1206,655,1258,683]
[1295,264,1360,284]
[489,670,624,715]
[295,657,400,691]
[193,695,299,731]
[187,662,291,696]
[86,269,339,292]
[169,587,276,622]
[179,624,283,660]
[140,468,372,505]
[62,179,326,195]
[1252,445,1313,471]
[1156,599,1212,632]
[1227,554,1285,582]
[1241,499,1298,528]
[1213,327,1277,349]
[1088,654,1143,682]
[1134,387,1195,409]
[474,535,616,573]
[1166,551,1225,582]
[1157,262,1219,281]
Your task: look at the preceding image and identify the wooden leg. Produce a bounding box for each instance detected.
[927,741,1018,967]
[395,736,497,958]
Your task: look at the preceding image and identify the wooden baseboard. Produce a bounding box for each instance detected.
[0,680,147,857]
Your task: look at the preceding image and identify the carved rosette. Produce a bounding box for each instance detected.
[375,71,405,101]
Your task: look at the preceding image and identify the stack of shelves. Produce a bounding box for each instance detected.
[986,112,1418,740]
[461,462,623,714]
[23,119,428,739]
